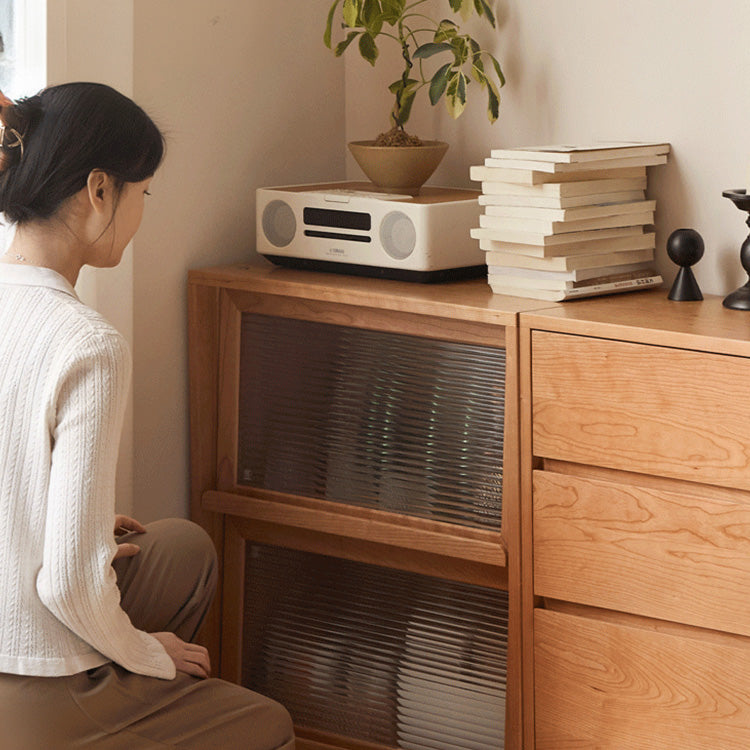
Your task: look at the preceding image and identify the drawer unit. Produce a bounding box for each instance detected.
[521,294,750,749]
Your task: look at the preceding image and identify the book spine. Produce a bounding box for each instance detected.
[561,274,663,299]
[488,274,663,301]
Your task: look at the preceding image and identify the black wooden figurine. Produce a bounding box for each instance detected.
[667,228,703,301]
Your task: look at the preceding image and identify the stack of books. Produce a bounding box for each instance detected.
[469,142,670,301]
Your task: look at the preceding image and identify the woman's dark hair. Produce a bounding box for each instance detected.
[0,82,164,224]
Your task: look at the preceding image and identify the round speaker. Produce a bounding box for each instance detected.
[380,211,416,260]
[261,200,296,248]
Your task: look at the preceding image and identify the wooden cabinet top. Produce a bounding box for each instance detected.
[187,263,548,327]
[188,265,750,355]
[522,289,750,357]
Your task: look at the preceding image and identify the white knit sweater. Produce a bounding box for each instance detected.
[0,264,175,679]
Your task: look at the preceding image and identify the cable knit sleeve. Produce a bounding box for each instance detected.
[36,328,176,680]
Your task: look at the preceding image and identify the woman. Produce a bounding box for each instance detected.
[0,82,294,749]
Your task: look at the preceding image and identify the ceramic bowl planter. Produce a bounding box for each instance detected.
[348,140,449,195]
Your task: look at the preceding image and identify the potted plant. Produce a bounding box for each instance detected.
[325,0,504,193]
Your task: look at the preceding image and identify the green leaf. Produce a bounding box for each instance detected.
[394,87,417,127]
[388,77,419,127]
[448,0,462,12]
[479,0,496,27]
[489,53,506,87]
[413,41,453,59]
[429,62,452,105]
[469,39,485,84]
[362,0,383,35]
[434,19,458,42]
[471,60,487,86]
[486,77,500,122]
[359,32,379,64]
[445,71,468,119]
[458,0,474,21]
[380,0,405,24]
[450,36,469,65]
[342,0,360,27]
[388,77,418,94]
[324,0,341,48]
[334,31,359,56]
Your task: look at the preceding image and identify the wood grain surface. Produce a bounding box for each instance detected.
[532,331,750,490]
[534,469,750,635]
[535,607,750,749]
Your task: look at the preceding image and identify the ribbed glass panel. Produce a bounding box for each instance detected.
[237,314,505,530]
[243,544,507,749]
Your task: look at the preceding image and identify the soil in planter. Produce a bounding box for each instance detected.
[374,127,423,147]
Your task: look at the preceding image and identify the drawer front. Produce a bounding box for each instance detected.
[535,608,750,749]
[532,331,750,490]
[533,470,750,635]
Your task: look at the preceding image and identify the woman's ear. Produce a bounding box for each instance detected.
[86,170,112,213]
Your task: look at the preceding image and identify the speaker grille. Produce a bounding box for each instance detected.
[262,199,297,247]
[380,210,417,260]
[237,314,506,530]
[242,544,507,748]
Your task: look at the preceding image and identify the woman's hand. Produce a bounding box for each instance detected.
[113,514,146,560]
[151,632,211,679]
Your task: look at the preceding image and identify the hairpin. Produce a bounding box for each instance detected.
[0,124,24,158]
[0,90,23,159]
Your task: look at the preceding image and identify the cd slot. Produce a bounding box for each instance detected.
[304,230,371,243]
[304,207,371,231]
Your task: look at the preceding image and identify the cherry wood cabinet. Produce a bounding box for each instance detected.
[187,264,542,750]
[189,267,750,749]
[521,292,750,749]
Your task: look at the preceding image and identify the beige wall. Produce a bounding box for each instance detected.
[48,0,346,520]
[130,1,345,521]
[345,0,750,295]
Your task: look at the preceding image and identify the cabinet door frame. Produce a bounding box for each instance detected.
[190,278,523,750]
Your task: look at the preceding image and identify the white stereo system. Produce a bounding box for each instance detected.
[256,182,483,282]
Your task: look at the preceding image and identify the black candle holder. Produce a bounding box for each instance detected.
[722,189,750,309]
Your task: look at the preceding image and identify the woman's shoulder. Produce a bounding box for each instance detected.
[40,293,131,370]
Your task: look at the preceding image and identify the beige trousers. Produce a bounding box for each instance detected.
[0,518,295,749]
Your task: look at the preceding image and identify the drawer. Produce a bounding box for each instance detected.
[535,607,750,749]
[534,470,750,635]
[531,331,750,491]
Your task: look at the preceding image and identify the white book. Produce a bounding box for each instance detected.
[488,273,663,301]
[478,189,646,209]
[483,247,655,272]
[482,199,656,222]
[483,153,668,174]
[470,164,646,186]
[479,210,654,236]
[486,262,657,289]
[473,227,650,256]
[488,141,670,164]
[479,176,647,197]
[479,232,655,258]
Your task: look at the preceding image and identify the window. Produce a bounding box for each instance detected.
[0,0,44,247]
[0,0,45,98]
